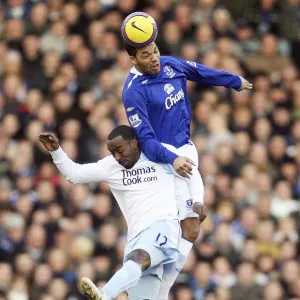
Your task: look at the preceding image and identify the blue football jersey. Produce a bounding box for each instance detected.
[123,56,241,164]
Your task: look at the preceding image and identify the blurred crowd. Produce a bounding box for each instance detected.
[0,0,300,299]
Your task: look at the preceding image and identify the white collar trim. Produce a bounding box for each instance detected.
[130,66,143,75]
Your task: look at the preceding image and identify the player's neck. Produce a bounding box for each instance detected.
[134,65,144,74]
[131,151,142,168]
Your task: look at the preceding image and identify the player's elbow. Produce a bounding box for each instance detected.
[142,146,160,162]
[65,174,79,184]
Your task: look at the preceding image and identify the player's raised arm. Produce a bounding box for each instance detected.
[123,87,193,178]
[173,57,253,91]
[39,133,109,184]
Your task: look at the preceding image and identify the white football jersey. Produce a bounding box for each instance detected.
[50,147,179,241]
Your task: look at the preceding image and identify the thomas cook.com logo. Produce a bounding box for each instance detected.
[122,167,158,186]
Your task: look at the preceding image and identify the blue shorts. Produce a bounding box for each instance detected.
[123,219,181,280]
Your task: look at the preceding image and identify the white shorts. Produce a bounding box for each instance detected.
[123,219,181,280]
[175,142,204,220]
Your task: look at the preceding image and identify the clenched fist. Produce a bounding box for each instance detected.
[192,202,208,223]
[39,132,60,152]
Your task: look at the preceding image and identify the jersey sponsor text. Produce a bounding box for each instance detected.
[165,88,184,110]
[122,166,157,186]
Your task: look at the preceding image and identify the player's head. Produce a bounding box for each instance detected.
[123,40,161,75]
[107,125,140,169]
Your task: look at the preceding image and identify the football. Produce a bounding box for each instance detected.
[122,12,158,47]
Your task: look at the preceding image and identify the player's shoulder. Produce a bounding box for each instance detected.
[160,56,188,75]
[161,55,181,66]
[97,155,123,178]
[123,67,146,91]
[97,155,117,168]
[123,75,147,104]
[123,72,136,91]
[161,55,199,69]
[139,152,170,172]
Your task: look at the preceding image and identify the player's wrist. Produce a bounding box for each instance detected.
[49,146,63,157]
[53,145,60,151]
[236,75,243,90]
[169,153,179,166]
[49,145,60,152]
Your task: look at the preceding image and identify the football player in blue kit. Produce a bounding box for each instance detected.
[122,12,253,300]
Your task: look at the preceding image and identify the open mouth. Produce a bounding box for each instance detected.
[151,63,160,72]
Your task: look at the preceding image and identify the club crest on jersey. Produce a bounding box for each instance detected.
[186,199,193,208]
[163,65,175,78]
[129,113,142,128]
[164,83,175,95]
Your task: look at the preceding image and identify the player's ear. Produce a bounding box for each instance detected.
[129,56,137,65]
[131,138,138,149]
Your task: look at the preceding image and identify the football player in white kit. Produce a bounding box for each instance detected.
[39,125,206,300]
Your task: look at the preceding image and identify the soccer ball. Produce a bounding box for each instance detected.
[122,12,158,48]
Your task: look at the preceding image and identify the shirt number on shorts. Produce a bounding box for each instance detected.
[156,233,168,246]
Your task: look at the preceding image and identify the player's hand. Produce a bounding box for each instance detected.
[192,203,207,223]
[39,132,59,151]
[173,156,195,178]
[237,76,253,91]
[116,293,129,300]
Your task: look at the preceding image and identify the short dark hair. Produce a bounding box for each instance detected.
[123,40,137,56]
[108,125,136,141]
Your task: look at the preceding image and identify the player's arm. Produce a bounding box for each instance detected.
[174,57,252,91]
[39,133,108,184]
[123,87,193,177]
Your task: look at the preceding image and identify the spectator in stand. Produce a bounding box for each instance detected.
[0,1,300,299]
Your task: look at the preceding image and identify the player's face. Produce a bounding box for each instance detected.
[107,136,140,169]
[131,42,160,75]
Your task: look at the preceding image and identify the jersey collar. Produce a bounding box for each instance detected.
[130,66,143,76]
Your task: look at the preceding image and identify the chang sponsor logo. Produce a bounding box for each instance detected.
[165,88,185,110]
[122,167,158,186]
